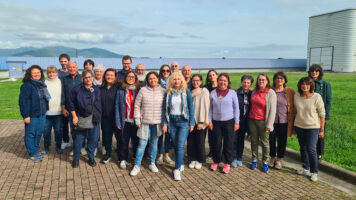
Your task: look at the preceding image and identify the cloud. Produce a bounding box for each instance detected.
[0,41,15,49]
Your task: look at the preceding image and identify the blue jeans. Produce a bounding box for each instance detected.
[296,127,319,173]
[169,116,189,169]
[233,118,248,161]
[73,123,100,160]
[24,115,46,157]
[43,115,62,149]
[158,133,171,154]
[101,118,120,156]
[134,125,159,166]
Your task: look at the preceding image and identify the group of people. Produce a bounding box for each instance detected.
[18,53,331,182]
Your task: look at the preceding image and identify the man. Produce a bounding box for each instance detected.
[135,64,146,87]
[61,61,82,153]
[58,54,70,79]
[171,61,180,73]
[182,65,192,89]
[117,55,133,81]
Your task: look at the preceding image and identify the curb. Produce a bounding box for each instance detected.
[284,147,356,185]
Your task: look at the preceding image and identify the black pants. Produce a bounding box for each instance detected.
[62,115,70,143]
[212,119,235,164]
[269,123,288,158]
[101,118,120,156]
[118,122,138,161]
[187,126,207,163]
[207,129,213,155]
[317,123,325,156]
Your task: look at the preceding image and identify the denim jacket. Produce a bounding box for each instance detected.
[115,88,138,128]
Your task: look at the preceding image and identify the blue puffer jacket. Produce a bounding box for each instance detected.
[115,88,138,128]
[19,81,49,118]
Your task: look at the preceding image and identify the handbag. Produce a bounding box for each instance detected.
[75,87,95,131]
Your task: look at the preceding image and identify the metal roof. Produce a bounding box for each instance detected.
[310,8,356,18]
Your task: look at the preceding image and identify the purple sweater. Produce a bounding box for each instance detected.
[209,89,240,124]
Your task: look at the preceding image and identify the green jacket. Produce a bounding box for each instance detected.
[315,79,332,120]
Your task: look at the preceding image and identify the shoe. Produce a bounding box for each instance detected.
[237,160,243,166]
[275,159,282,170]
[130,165,140,176]
[189,161,196,169]
[81,148,87,155]
[69,150,74,156]
[72,160,79,168]
[210,163,218,171]
[149,163,159,173]
[222,164,231,174]
[28,156,42,162]
[195,162,202,169]
[297,168,311,176]
[102,155,111,164]
[56,147,64,154]
[164,156,174,165]
[173,169,181,181]
[42,147,49,155]
[156,156,164,164]
[61,142,70,150]
[207,152,213,158]
[94,148,97,156]
[262,163,269,173]
[180,165,185,171]
[102,147,106,156]
[120,160,127,169]
[250,161,257,170]
[269,157,276,168]
[310,173,318,182]
[36,154,43,160]
[88,158,97,167]
[231,159,238,168]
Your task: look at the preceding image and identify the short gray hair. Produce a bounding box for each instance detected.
[93,64,106,72]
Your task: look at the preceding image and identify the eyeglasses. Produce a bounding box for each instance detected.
[127,76,135,79]
[192,80,201,82]
[136,69,145,72]
[83,76,93,80]
[122,62,131,65]
[161,70,170,73]
[171,65,178,67]
[258,79,266,82]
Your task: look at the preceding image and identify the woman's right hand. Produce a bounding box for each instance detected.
[24,117,30,124]
[62,107,69,117]
[162,125,167,133]
[73,116,78,126]
[208,122,213,131]
[117,126,121,130]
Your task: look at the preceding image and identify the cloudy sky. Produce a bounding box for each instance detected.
[0,0,355,58]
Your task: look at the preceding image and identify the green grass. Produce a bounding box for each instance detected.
[0,73,355,171]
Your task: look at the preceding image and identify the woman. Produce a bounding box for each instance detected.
[19,65,50,162]
[208,73,239,174]
[231,75,253,167]
[188,74,210,169]
[84,59,95,71]
[68,70,102,168]
[42,66,63,154]
[269,72,295,169]
[156,64,174,165]
[162,72,195,181]
[93,64,106,86]
[294,77,325,182]
[249,73,276,173]
[130,72,166,176]
[115,71,140,169]
[308,64,332,161]
[204,69,218,158]
[100,68,120,164]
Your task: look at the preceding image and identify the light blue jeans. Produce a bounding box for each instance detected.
[169,116,189,169]
[134,125,159,166]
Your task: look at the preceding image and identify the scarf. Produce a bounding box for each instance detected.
[217,88,229,98]
[165,88,188,122]
[31,78,51,101]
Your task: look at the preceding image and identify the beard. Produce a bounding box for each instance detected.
[137,74,146,82]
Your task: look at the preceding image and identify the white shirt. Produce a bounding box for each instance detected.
[170,95,182,115]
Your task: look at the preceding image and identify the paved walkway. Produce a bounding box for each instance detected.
[0,120,354,199]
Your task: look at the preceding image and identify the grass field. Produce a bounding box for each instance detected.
[0,72,355,171]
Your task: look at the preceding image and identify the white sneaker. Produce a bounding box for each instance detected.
[297,168,311,176]
[94,148,97,156]
[180,165,184,171]
[195,162,202,169]
[173,169,181,181]
[81,148,87,155]
[310,173,318,182]
[61,142,70,150]
[130,165,140,176]
[164,156,174,165]
[149,163,159,173]
[189,161,196,169]
[120,160,127,169]
[102,147,106,156]
[69,150,74,156]
[156,157,164,164]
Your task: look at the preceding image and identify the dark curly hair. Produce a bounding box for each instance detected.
[308,64,324,80]
[273,72,288,88]
[145,71,161,87]
[297,77,315,95]
[22,65,45,83]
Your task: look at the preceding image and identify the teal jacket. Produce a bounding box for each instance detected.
[315,79,332,120]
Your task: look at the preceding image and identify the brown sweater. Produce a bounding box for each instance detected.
[284,87,296,137]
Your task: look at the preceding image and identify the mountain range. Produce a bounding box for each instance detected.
[0,46,125,58]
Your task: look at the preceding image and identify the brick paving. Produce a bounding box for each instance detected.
[0,120,354,200]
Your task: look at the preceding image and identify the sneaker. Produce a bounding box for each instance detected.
[28,155,42,162]
[310,173,318,182]
[262,163,269,173]
[88,158,97,167]
[36,154,43,160]
[102,155,111,164]
[195,162,202,169]
[222,164,231,174]
[120,160,127,169]
[189,161,196,169]
[236,160,243,166]
[180,165,185,171]
[269,157,276,168]
[61,142,70,150]
[250,161,257,170]
[102,147,106,156]
[156,156,164,164]
[297,168,311,176]
[149,163,159,173]
[130,165,140,176]
[164,156,174,165]
[81,148,87,155]
[41,147,49,155]
[56,147,64,154]
[275,159,282,170]
[231,159,238,168]
[210,163,218,171]
[173,169,181,181]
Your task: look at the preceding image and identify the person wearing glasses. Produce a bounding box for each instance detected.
[308,64,332,161]
[68,70,102,168]
[171,61,180,73]
[117,55,133,81]
[135,64,146,87]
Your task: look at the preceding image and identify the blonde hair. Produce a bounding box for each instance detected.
[166,72,187,94]
[47,65,58,74]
